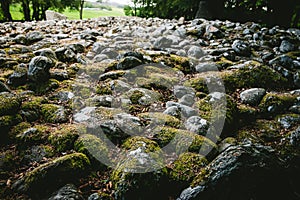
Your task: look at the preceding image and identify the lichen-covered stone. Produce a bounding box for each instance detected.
[48,124,81,152]
[168,152,208,182]
[138,112,182,128]
[0,93,21,116]
[12,153,90,195]
[40,104,68,123]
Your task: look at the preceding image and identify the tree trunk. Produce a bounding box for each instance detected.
[80,0,84,20]
[195,0,224,20]
[0,0,12,21]
[21,0,30,21]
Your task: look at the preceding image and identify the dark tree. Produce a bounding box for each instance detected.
[0,0,12,21]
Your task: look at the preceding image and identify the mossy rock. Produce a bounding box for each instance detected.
[13,153,90,195]
[96,81,113,95]
[186,64,289,94]
[122,136,161,152]
[276,114,300,130]
[138,112,182,128]
[196,94,238,137]
[48,124,82,152]
[0,114,22,143]
[74,133,108,168]
[215,56,235,69]
[237,119,281,143]
[16,124,50,144]
[0,149,20,171]
[8,122,31,140]
[237,104,258,125]
[28,79,59,95]
[21,96,45,122]
[259,93,297,117]
[111,137,167,199]
[40,104,68,123]
[168,152,208,182]
[151,54,192,74]
[0,93,21,116]
[153,127,217,158]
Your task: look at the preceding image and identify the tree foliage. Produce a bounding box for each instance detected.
[124,0,300,27]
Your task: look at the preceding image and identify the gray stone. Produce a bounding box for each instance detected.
[26,31,44,43]
[173,86,195,98]
[166,101,198,118]
[178,94,195,107]
[34,48,57,61]
[91,95,113,107]
[195,62,219,73]
[187,45,205,59]
[28,56,53,82]
[163,106,181,118]
[232,40,251,57]
[73,107,96,123]
[185,116,209,135]
[153,36,173,49]
[289,126,300,146]
[240,88,266,106]
[117,56,143,70]
[45,10,67,21]
[279,40,295,53]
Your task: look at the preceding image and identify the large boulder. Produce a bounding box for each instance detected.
[46,10,67,21]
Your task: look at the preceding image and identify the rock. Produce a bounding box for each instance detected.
[40,104,68,123]
[28,56,54,82]
[45,10,68,21]
[240,88,266,106]
[166,101,198,118]
[91,95,113,107]
[163,106,181,118]
[187,46,205,59]
[153,36,173,49]
[48,184,83,200]
[195,62,219,73]
[7,66,27,86]
[179,94,195,107]
[289,126,300,146]
[232,40,251,57]
[0,81,11,93]
[73,107,96,123]
[34,48,57,61]
[173,86,195,99]
[0,93,21,116]
[12,153,90,196]
[117,56,143,70]
[184,116,209,135]
[276,114,300,129]
[279,40,295,53]
[177,143,288,200]
[26,31,44,43]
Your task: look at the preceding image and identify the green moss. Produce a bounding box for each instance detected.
[129,90,144,104]
[74,133,108,166]
[8,122,31,139]
[21,96,45,121]
[122,136,161,153]
[191,168,209,187]
[0,149,19,171]
[285,51,300,59]
[186,64,289,94]
[151,54,192,74]
[19,153,90,193]
[215,56,235,69]
[0,93,21,116]
[16,124,50,144]
[196,94,238,137]
[0,115,22,141]
[40,104,66,123]
[96,81,113,95]
[48,124,81,152]
[259,93,296,116]
[168,152,208,182]
[237,119,281,143]
[153,127,217,157]
[28,79,60,95]
[138,112,181,128]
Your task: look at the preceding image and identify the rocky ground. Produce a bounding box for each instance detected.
[0,16,299,200]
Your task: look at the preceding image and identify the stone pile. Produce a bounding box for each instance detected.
[0,16,299,199]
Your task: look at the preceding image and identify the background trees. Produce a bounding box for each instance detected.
[0,0,82,21]
[124,0,300,28]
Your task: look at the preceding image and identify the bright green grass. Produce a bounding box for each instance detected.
[63,7,125,20]
[10,4,125,20]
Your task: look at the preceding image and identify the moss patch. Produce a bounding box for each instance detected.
[168,152,208,182]
[138,112,181,128]
[0,93,21,116]
[48,124,81,152]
